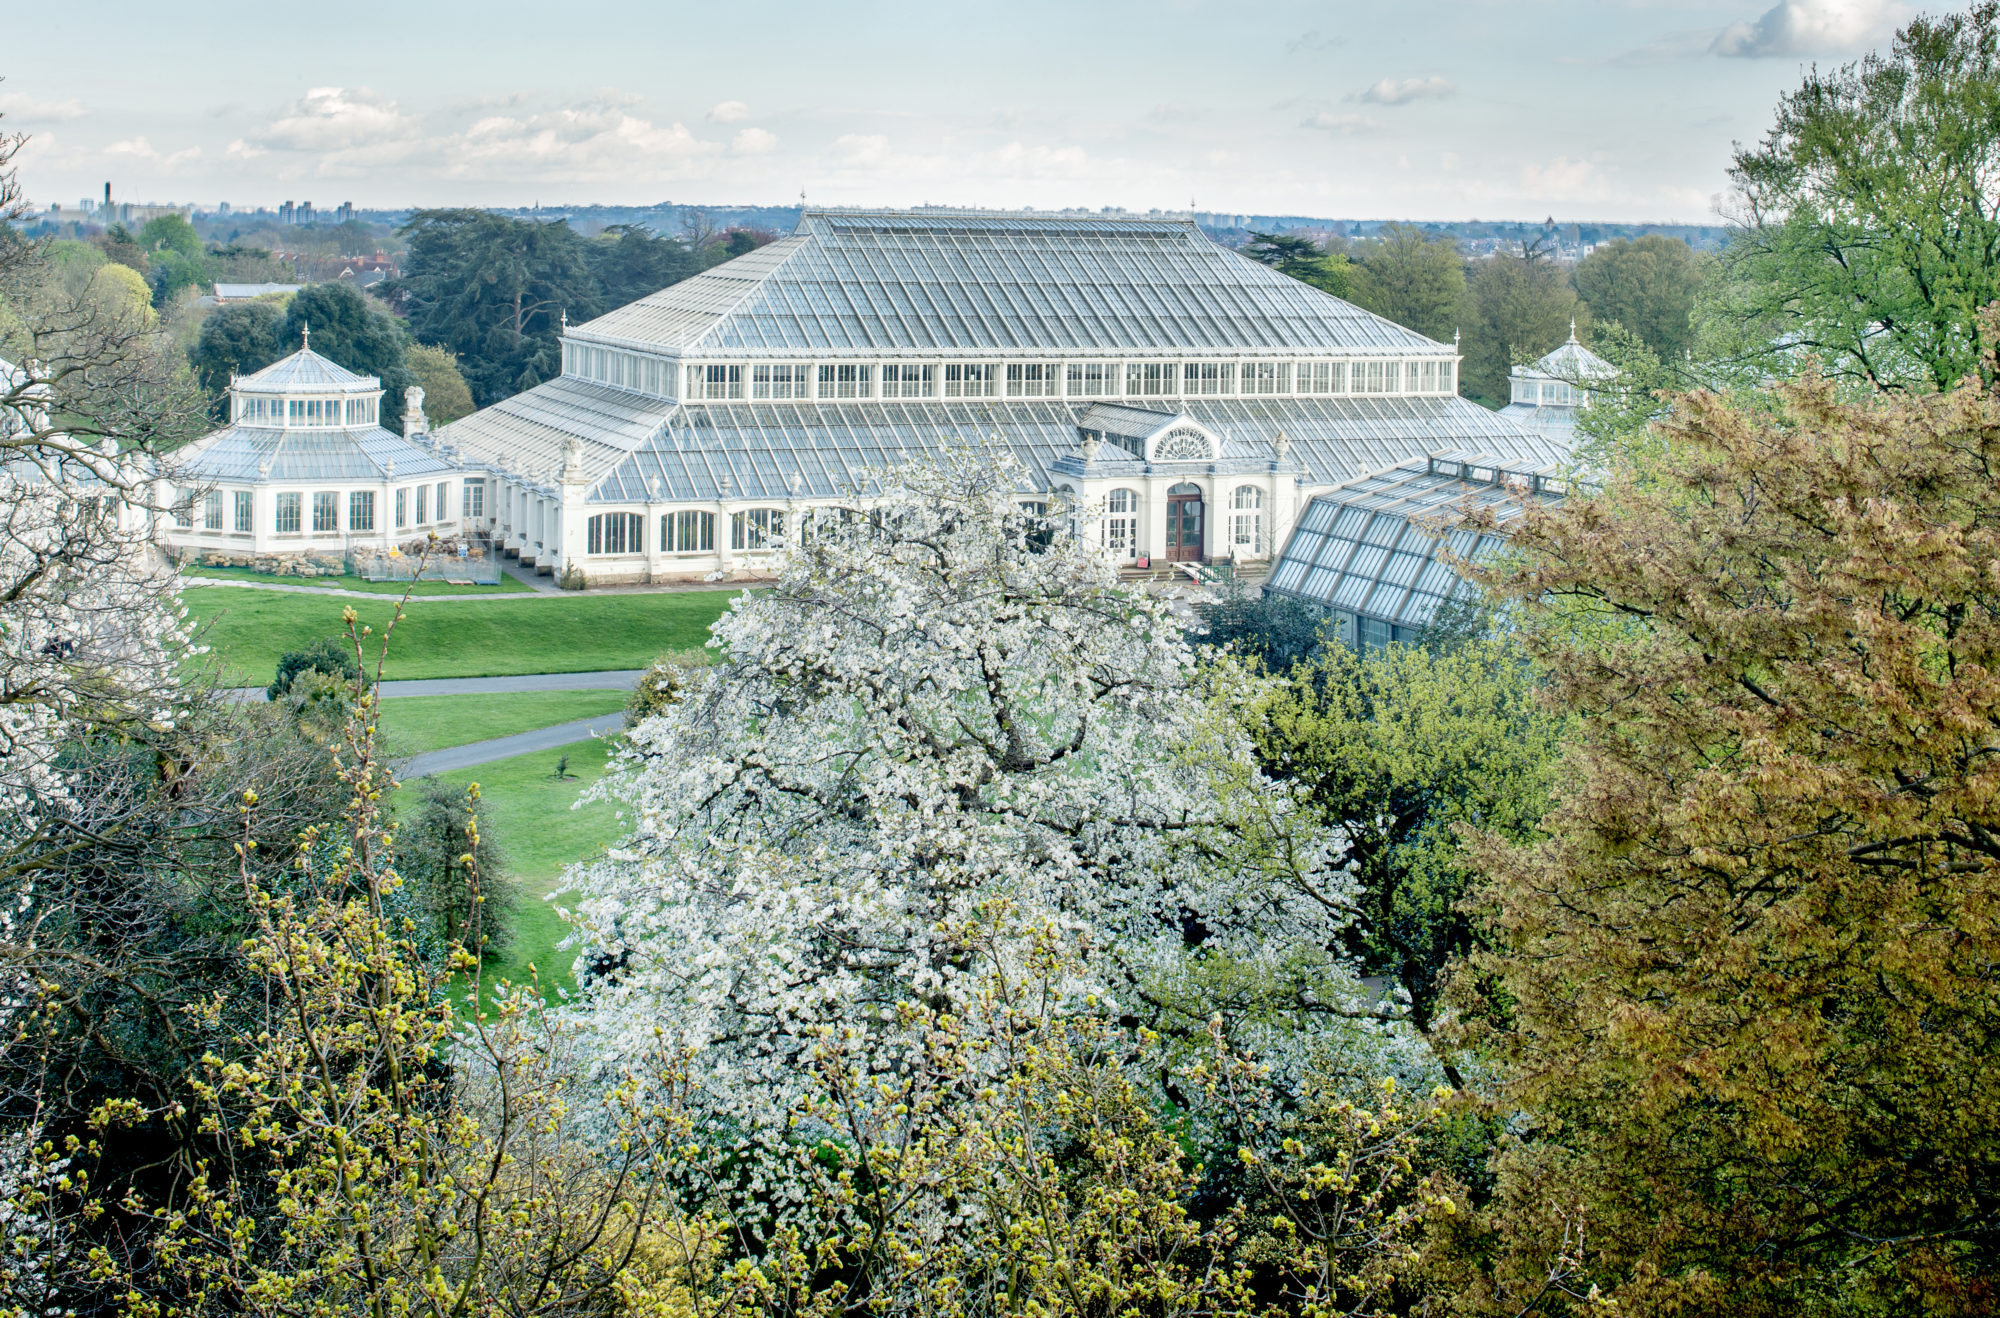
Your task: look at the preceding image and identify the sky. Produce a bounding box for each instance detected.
[0,0,1965,224]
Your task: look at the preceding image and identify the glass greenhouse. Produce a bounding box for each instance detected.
[438,210,1564,583]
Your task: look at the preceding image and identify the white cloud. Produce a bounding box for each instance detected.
[1350,76,1456,106]
[225,138,267,161]
[1712,0,1905,58]
[1520,155,1613,203]
[731,127,778,155]
[0,91,86,122]
[832,133,890,168]
[104,137,202,169]
[987,141,1094,178]
[707,100,750,123]
[261,86,418,151]
[1302,111,1379,132]
[447,106,718,182]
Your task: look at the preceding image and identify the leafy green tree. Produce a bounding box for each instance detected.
[137,214,202,262]
[387,209,602,406]
[137,216,210,309]
[1459,240,1582,407]
[403,342,476,425]
[283,282,411,425]
[190,299,287,395]
[1572,235,1705,362]
[1346,223,1466,345]
[1457,369,2000,1314]
[1244,230,1354,299]
[1243,635,1561,1076]
[1729,2,2000,391]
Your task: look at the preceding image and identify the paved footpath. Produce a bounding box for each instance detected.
[404,712,627,778]
[230,669,647,702]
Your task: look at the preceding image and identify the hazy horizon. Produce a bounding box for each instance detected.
[2,0,1960,226]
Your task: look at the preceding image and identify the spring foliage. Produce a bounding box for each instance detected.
[1458,368,2000,1314]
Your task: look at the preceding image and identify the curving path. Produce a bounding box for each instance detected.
[404,712,627,778]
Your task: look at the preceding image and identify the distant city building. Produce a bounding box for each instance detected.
[436,209,1557,585]
[1498,325,1615,440]
[279,201,296,225]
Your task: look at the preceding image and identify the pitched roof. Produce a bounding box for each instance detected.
[1522,326,1614,381]
[569,210,1446,356]
[438,380,1560,505]
[236,345,380,392]
[172,423,455,483]
[1266,454,1566,627]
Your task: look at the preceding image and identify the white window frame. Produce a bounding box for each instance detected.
[1230,485,1265,556]
[943,363,996,398]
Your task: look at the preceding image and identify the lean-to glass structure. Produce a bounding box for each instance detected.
[1265,452,1567,648]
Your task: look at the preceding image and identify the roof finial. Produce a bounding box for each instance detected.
[300,323,310,350]
[1568,317,1577,343]
[560,308,567,333]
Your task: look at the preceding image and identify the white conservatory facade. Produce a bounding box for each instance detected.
[161,341,477,574]
[439,210,1563,585]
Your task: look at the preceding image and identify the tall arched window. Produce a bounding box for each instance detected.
[1104,488,1137,555]
[732,507,785,550]
[663,510,715,554]
[587,512,644,555]
[1230,485,1264,556]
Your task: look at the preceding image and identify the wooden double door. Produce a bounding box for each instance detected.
[1165,485,1204,562]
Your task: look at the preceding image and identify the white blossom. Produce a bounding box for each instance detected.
[561,449,1405,1139]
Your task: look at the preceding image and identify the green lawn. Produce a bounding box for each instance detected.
[378,690,631,754]
[185,566,516,595]
[186,588,735,684]
[425,735,628,1000]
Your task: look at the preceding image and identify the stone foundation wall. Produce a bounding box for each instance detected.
[177,549,347,578]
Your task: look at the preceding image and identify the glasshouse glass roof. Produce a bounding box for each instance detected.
[235,344,382,393]
[1264,453,1566,628]
[174,423,457,484]
[571,210,1446,356]
[443,387,1562,505]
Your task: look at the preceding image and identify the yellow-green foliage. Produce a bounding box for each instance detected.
[1457,368,2000,1315]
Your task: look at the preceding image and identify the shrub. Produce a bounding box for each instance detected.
[267,636,362,701]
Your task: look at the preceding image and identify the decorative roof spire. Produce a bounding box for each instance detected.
[1568,317,1578,343]
[300,323,310,350]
